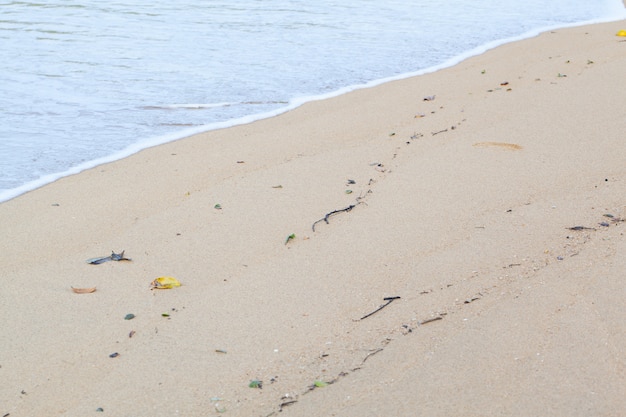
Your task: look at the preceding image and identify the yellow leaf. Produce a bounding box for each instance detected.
[72,286,96,294]
[151,276,181,289]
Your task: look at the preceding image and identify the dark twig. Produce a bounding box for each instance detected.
[431,129,448,136]
[359,296,400,320]
[362,348,383,363]
[567,226,596,231]
[420,316,443,325]
[279,400,298,411]
[312,204,357,232]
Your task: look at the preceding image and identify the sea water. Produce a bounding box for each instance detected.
[1,0,625,202]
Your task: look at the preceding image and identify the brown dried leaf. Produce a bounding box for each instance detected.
[71,286,96,294]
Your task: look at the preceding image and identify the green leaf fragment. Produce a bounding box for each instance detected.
[124,313,135,320]
[285,233,295,245]
[314,380,328,387]
[249,379,263,389]
[162,313,170,317]
[214,204,222,209]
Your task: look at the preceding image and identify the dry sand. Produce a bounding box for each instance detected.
[1,18,626,417]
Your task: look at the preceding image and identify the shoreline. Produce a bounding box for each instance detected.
[2,11,626,205]
[2,18,626,417]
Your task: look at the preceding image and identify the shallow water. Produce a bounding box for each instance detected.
[1,0,624,201]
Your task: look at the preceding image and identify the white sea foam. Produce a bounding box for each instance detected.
[143,103,236,110]
[1,1,624,203]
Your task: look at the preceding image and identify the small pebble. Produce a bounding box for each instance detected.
[109,352,119,358]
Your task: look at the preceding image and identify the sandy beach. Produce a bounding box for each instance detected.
[2,17,626,417]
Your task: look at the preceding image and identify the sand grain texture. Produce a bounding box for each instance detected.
[1,19,626,417]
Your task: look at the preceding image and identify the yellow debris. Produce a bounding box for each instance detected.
[151,276,182,289]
